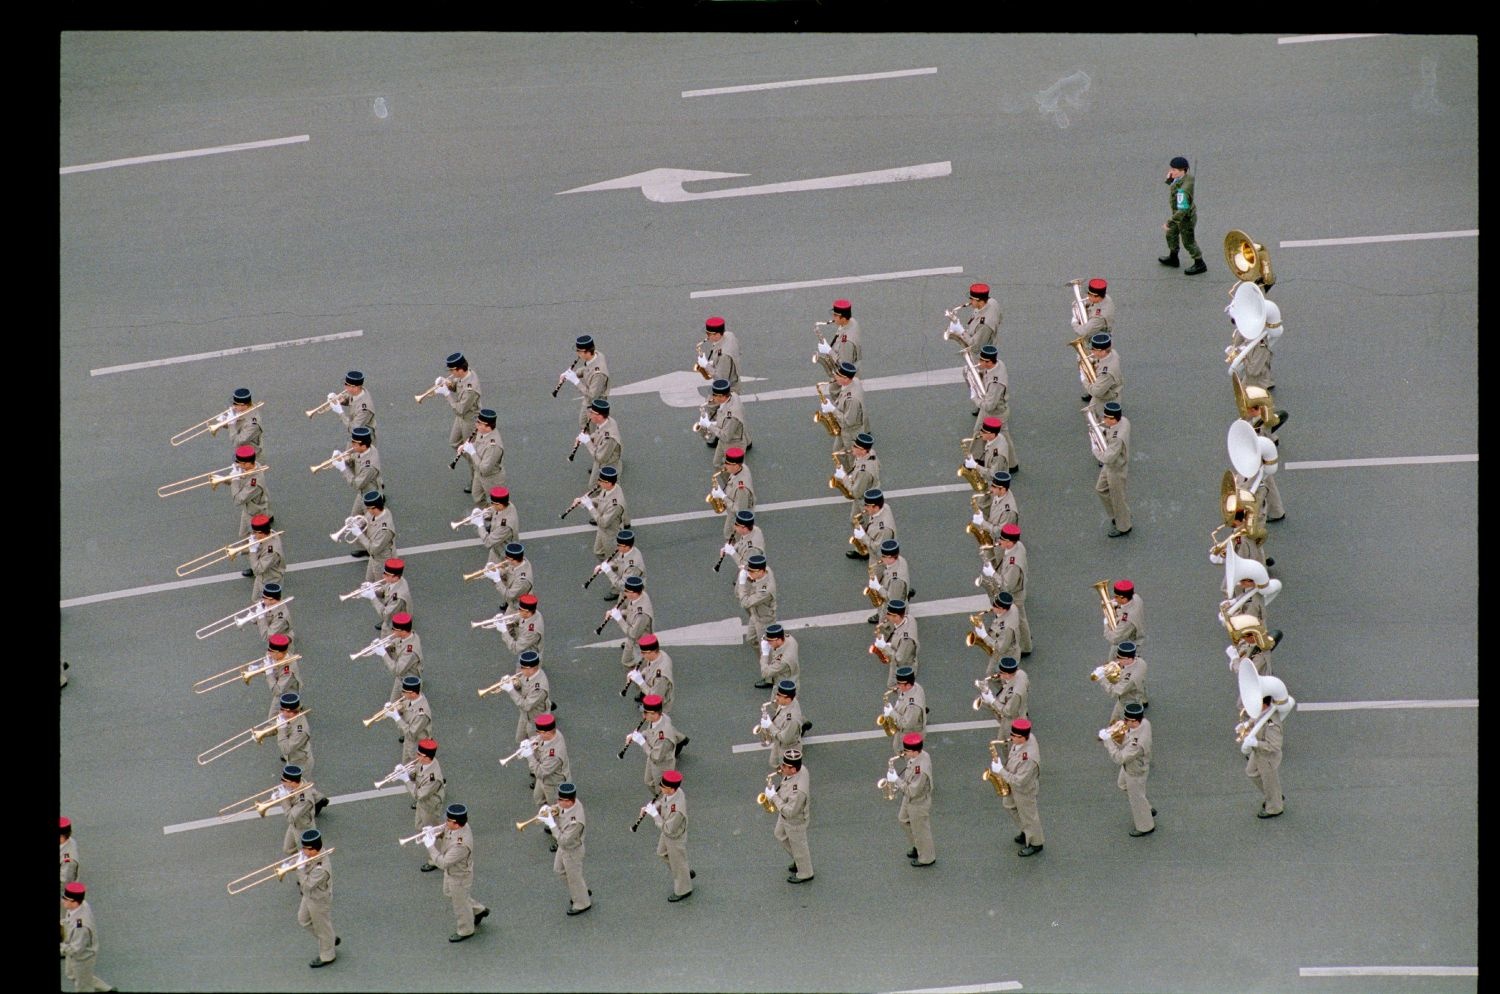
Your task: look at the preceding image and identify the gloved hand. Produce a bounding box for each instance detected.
[981,562,996,577]
[421,825,439,847]
[628,669,646,687]
[759,713,773,730]
[580,495,596,512]
[820,401,837,414]
[1209,552,1226,565]
[833,466,847,480]
[644,801,660,818]
[540,813,558,831]
[348,517,366,533]
[868,577,883,592]
[281,857,299,871]
[331,449,342,463]
[696,355,711,369]
[874,637,890,651]
[629,730,647,747]
[973,624,988,640]
[483,566,502,584]
[1091,666,1107,681]
[1098,728,1112,741]
[971,512,985,526]
[736,569,748,586]
[434,384,451,397]
[1241,733,1258,753]
[981,689,996,705]
[384,701,402,720]
[394,767,412,783]
[759,639,771,657]
[709,486,726,501]
[720,542,735,556]
[763,785,778,801]
[989,758,1004,775]
[575,431,590,446]
[852,526,866,540]
[885,769,898,783]
[882,704,895,717]
[817,341,832,355]
[964,456,979,469]
[598,561,614,575]
[360,586,378,601]
[696,415,713,430]
[561,368,580,385]
[608,607,623,622]
[518,739,535,758]
[947,320,963,336]
[248,538,260,553]
[327,393,345,414]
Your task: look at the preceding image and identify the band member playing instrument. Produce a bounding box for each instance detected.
[588,467,628,564]
[330,369,376,444]
[836,433,879,526]
[736,554,777,649]
[997,717,1044,856]
[631,636,679,727]
[275,694,326,815]
[580,398,623,488]
[975,591,1019,661]
[228,387,263,452]
[625,695,678,797]
[822,362,870,471]
[499,594,544,662]
[1097,641,1147,720]
[976,523,1031,654]
[643,769,694,902]
[230,445,270,538]
[945,282,1002,363]
[60,816,80,900]
[755,623,799,690]
[1084,332,1123,417]
[1070,278,1116,338]
[886,732,935,867]
[1244,695,1286,819]
[972,345,1019,471]
[505,650,551,747]
[977,656,1029,741]
[700,379,751,468]
[458,409,505,511]
[887,667,927,738]
[717,447,754,541]
[424,803,490,941]
[1103,580,1144,649]
[967,420,1010,514]
[725,511,765,577]
[1101,702,1155,837]
[696,316,740,394]
[279,765,317,856]
[597,529,645,604]
[332,426,382,520]
[526,714,570,807]
[818,300,860,389]
[393,677,433,800]
[255,582,294,643]
[371,558,411,637]
[762,679,804,769]
[764,749,813,883]
[264,634,301,721]
[486,543,533,613]
[1242,392,1286,522]
[848,488,895,562]
[558,334,610,432]
[61,882,115,991]
[435,352,482,448]
[479,487,519,564]
[410,739,446,869]
[246,513,284,590]
[350,490,396,576]
[551,783,592,915]
[381,612,422,703]
[609,576,654,675]
[873,601,919,689]
[865,539,913,624]
[1096,401,1132,537]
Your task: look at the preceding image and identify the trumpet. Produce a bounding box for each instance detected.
[691,341,713,380]
[305,392,348,419]
[479,673,520,698]
[330,516,363,544]
[515,804,561,832]
[374,760,420,789]
[956,435,986,492]
[193,652,301,694]
[1091,660,1122,684]
[1093,580,1119,629]
[176,530,285,578]
[751,701,774,741]
[1069,334,1098,387]
[339,580,381,602]
[965,494,992,549]
[981,738,1011,797]
[399,826,442,846]
[756,772,780,813]
[1066,278,1090,328]
[157,462,266,498]
[309,449,350,474]
[965,612,995,657]
[451,508,486,531]
[875,688,898,737]
[560,486,601,520]
[828,451,854,499]
[813,381,841,437]
[1101,719,1128,744]
[415,377,455,404]
[498,735,540,766]
[1083,405,1107,460]
[362,701,401,728]
[197,711,306,766]
[705,470,728,514]
[227,847,334,895]
[195,596,292,640]
[219,779,316,819]
[862,562,886,610]
[350,634,399,660]
[464,564,500,583]
[171,401,264,447]
[877,753,902,800]
[552,358,579,398]
[471,612,519,632]
[971,677,993,712]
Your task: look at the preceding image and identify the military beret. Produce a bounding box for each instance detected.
[1087,278,1107,295]
[1169,156,1189,170]
[268,633,291,650]
[853,432,874,448]
[363,490,385,507]
[1114,580,1135,596]
[735,510,755,525]
[991,470,1012,488]
[887,599,907,614]
[1011,717,1032,735]
[1116,641,1137,658]
[776,679,797,696]
[641,695,664,711]
[446,803,468,824]
[282,765,303,781]
[557,783,577,799]
[1000,523,1021,540]
[250,513,272,531]
[445,352,466,367]
[836,361,857,378]
[575,335,595,350]
[863,488,884,505]
[504,542,524,560]
[705,316,726,331]
[262,582,283,598]
[981,417,1002,432]
[616,529,635,545]
[534,714,555,730]
[662,769,684,786]
[299,830,324,851]
[351,425,373,443]
[638,634,660,650]
[880,539,900,556]
[1103,401,1123,417]
[725,446,745,463]
[490,486,510,502]
[64,882,87,900]
[384,557,405,575]
[832,299,852,316]
[590,398,611,415]
[279,692,301,710]
[994,591,1014,608]
[969,283,990,299]
[765,624,784,639]
[517,594,538,610]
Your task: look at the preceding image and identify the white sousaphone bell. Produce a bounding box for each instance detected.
[1222,542,1283,606]
[1227,418,1276,496]
[1235,656,1295,753]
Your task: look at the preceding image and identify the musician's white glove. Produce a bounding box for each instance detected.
[575,431,590,446]
[1071,317,1083,331]
[1098,727,1112,742]
[964,456,979,469]
[981,562,996,578]
[248,538,260,554]
[644,801,660,818]
[981,689,996,705]
[580,495,596,512]
[874,637,890,650]
[990,758,1004,775]
[947,320,963,336]
[1094,665,1111,681]
[360,586,378,601]
[1241,733,1258,753]
[518,739,535,758]
[817,341,832,355]
[736,569,748,586]
[696,415,713,430]
[759,639,771,657]
[696,355,711,370]
[763,785,778,802]
[540,813,558,831]
[971,512,985,526]
[394,767,412,783]
[868,577,883,592]
[1209,552,1226,565]
[709,486,726,501]
[327,393,345,414]
[420,825,438,847]
[852,526,866,540]
[973,624,988,640]
[720,542,735,556]
[759,713,773,730]
[885,769,899,783]
[477,566,498,586]
[281,857,298,871]
[461,441,477,456]
[820,401,837,415]
[629,730,646,747]
[608,607,623,622]
[384,701,402,719]
[832,466,847,480]
[348,517,365,533]
[561,368,580,386]
[628,669,646,688]
[882,703,895,717]
[434,384,451,397]
[1226,645,1242,665]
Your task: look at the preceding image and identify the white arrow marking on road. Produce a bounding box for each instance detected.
[580,593,988,649]
[611,367,966,408]
[557,162,952,203]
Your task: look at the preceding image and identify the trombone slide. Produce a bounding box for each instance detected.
[170,402,264,447]
[157,463,236,498]
[227,847,334,895]
[218,780,314,819]
[194,597,292,641]
[193,652,301,694]
[197,711,304,766]
[176,530,285,578]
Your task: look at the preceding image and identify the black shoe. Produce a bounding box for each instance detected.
[420,862,437,872]
[335,937,341,946]
[1265,558,1276,568]
[690,870,696,879]
[788,862,798,872]
[314,797,329,815]
[566,903,591,916]
[787,874,814,884]
[668,890,693,902]
[375,624,383,632]
[1267,629,1284,650]
[309,958,334,968]
[1275,410,1289,428]
[1257,806,1284,819]
[350,549,369,558]
[410,803,417,810]
[753,679,772,689]
[1184,259,1207,275]
[602,592,619,601]
[549,842,558,853]
[1267,514,1285,523]
[1018,844,1043,857]
[528,775,537,790]
[911,859,936,867]
[845,550,868,560]
[1129,828,1155,837]
[241,568,255,578]
[1021,650,1032,658]
[1083,395,1093,402]
[1013,833,1026,844]
[462,487,472,494]
[449,932,472,942]
[801,721,813,734]
[906,847,918,859]
[706,439,718,449]
[1108,527,1132,538]
[474,908,490,925]
[675,737,690,757]
[397,735,404,743]
[866,614,879,624]
[1158,253,1180,267]
[906,588,916,599]
[1152,808,1157,816]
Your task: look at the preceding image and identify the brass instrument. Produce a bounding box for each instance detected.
[1224,229,1275,288]
[811,321,837,377]
[362,701,401,728]
[1224,282,1270,376]
[849,511,869,557]
[1233,372,1280,431]
[171,401,264,447]
[875,688,899,737]
[219,779,316,819]
[1093,580,1119,629]
[971,678,995,712]
[330,515,364,544]
[941,302,968,331]
[828,451,854,499]
[560,485,601,520]
[1236,658,1294,751]
[965,494,992,549]
[1069,333,1098,387]
[478,673,520,698]
[197,711,306,766]
[464,564,500,582]
[309,449,350,474]
[862,562,887,610]
[415,376,455,404]
[339,580,380,602]
[877,752,903,800]
[1209,523,1251,560]
[156,462,266,498]
[451,508,487,531]
[177,530,285,578]
[965,612,995,657]
[195,596,292,640]
[1222,612,1278,653]
[471,612,519,632]
[193,652,301,694]
[705,470,728,514]
[982,738,1011,796]
[306,391,349,419]
[499,735,541,766]
[751,700,774,741]
[959,349,985,401]
[690,401,714,438]
[1220,471,1267,543]
[227,847,334,895]
[813,381,841,437]
[691,341,713,380]
[956,435,986,492]
[1091,660,1122,684]
[1084,405,1108,461]
[1066,278,1090,327]
[350,634,399,661]
[374,760,420,789]
[1101,719,1128,744]
[399,826,442,846]
[756,772,781,813]
[515,804,561,832]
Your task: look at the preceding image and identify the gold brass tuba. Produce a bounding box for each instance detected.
[1233,372,1281,431]
[956,436,987,492]
[756,772,780,813]
[1220,470,1266,542]
[705,470,728,514]
[813,382,841,437]
[1224,229,1276,289]
[1093,580,1119,629]
[981,738,1011,796]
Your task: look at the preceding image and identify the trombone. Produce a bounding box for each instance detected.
[350,634,399,660]
[309,449,350,474]
[219,780,316,819]
[171,401,263,447]
[193,652,301,695]
[197,711,308,766]
[227,847,334,895]
[813,381,841,436]
[362,701,401,728]
[195,596,292,641]
[157,462,266,498]
[177,530,284,578]
[499,735,540,766]
[330,516,364,544]
[516,804,561,832]
[339,580,381,602]
[1093,580,1119,629]
[471,612,519,632]
[375,760,420,789]
[305,392,349,419]
[478,673,520,698]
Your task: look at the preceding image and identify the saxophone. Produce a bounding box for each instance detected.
[862,562,886,609]
[813,381,841,437]
[875,688,898,737]
[877,752,902,800]
[981,738,1011,797]
[849,511,869,557]
[965,612,995,657]
[705,470,728,514]
[956,435,986,492]
[756,771,780,813]
[965,494,992,549]
[828,451,854,499]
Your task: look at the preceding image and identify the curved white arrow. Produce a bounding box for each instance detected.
[558,162,952,203]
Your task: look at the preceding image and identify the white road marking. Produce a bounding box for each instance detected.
[887,983,1023,994]
[734,719,997,755]
[683,68,937,98]
[90,330,363,377]
[1279,229,1477,248]
[611,371,767,406]
[558,162,951,203]
[163,786,406,835]
[613,366,968,408]
[1285,454,1476,470]
[1277,34,1389,44]
[1297,699,1477,712]
[1299,966,1477,977]
[61,134,309,175]
[691,266,964,299]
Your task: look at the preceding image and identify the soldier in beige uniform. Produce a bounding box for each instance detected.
[349,490,396,580]
[1102,702,1155,835]
[274,691,315,774]
[1244,696,1286,818]
[850,488,895,562]
[626,695,679,797]
[974,591,1019,661]
[755,623,799,690]
[485,543,533,612]
[607,575,654,675]
[581,467,627,563]
[695,316,740,393]
[725,510,765,576]
[1104,580,1144,649]
[1071,278,1116,338]
[873,600,919,688]
[369,558,411,637]
[885,667,927,738]
[975,523,1031,654]
[822,362,870,471]
[1084,332,1123,417]
[407,739,446,870]
[594,529,645,603]
[816,299,861,387]
[765,749,813,883]
[977,472,1018,557]
[525,714,570,807]
[505,650,551,746]
[245,513,284,589]
[61,882,114,991]
[945,281,1002,365]
[579,398,623,489]
[329,369,376,445]
[1096,641,1147,719]
[498,593,544,662]
[255,583,294,646]
[643,768,694,901]
[995,717,1044,855]
[1096,401,1133,537]
[60,817,80,897]
[886,732,935,867]
[278,765,317,856]
[380,612,422,702]
[262,633,302,721]
[336,425,382,519]
[630,635,678,719]
[558,334,609,432]
[392,677,433,799]
[760,679,805,769]
[736,554,777,647]
[978,656,1029,740]
[866,539,912,624]
[228,387,262,452]
[544,783,592,915]
[702,379,751,470]
[834,433,879,523]
[458,409,505,511]
[424,803,489,941]
[966,419,1011,504]
[435,352,481,449]
[229,444,270,538]
[716,447,754,541]
[477,487,519,563]
[972,345,1019,469]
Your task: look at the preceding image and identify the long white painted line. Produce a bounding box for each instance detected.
[1279,230,1477,248]
[731,700,1477,754]
[1299,966,1477,977]
[1277,34,1389,44]
[887,983,1023,994]
[164,785,406,835]
[683,68,938,99]
[692,266,963,299]
[61,134,310,175]
[1285,454,1476,470]
[90,330,363,377]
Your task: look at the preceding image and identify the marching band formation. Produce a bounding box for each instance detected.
[68,203,1299,974]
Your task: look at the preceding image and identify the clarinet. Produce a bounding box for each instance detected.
[567,432,585,462]
[630,805,651,832]
[583,556,611,589]
[713,544,731,573]
[617,717,648,759]
[450,427,477,471]
[552,358,580,398]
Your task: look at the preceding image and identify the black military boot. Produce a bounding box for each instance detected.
[1184,258,1207,275]
[1158,253,1180,267]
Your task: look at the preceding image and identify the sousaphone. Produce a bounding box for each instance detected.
[1224,230,1276,289]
